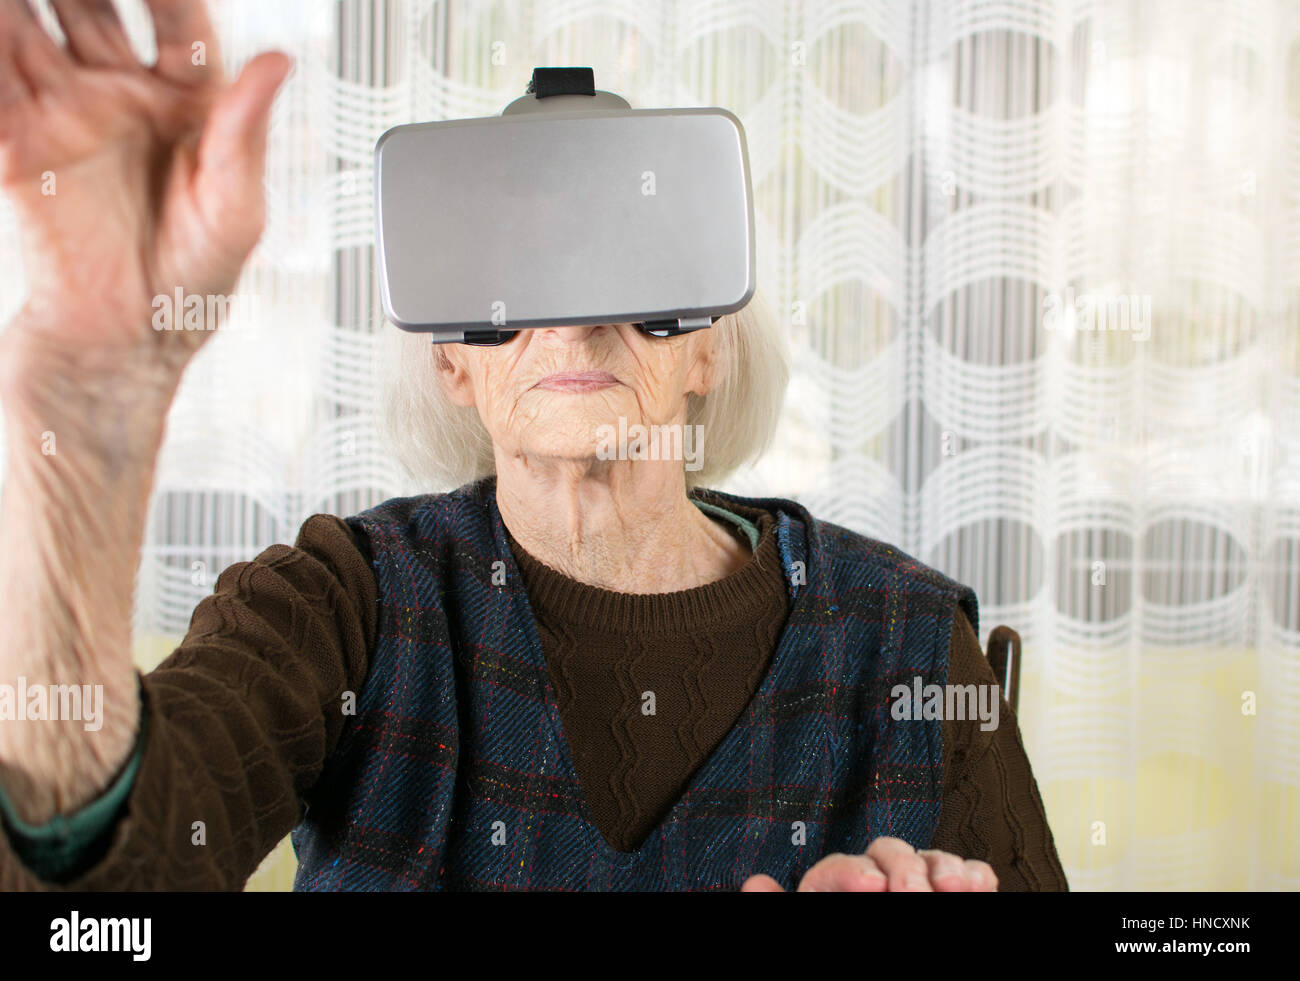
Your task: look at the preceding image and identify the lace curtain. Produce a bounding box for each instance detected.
[0,0,1295,891]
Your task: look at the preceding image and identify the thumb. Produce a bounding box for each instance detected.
[740,874,785,892]
[193,51,293,240]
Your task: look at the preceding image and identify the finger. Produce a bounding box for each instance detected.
[795,852,887,892]
[964,858,998,892]
[2,0,73,92]
[49,0,137,69]
[192,50,291,244]
[918,849,975,892]
[865,835,932,891]
[143,0,220,83]
[740,874,784,892]
[0,13,29,107]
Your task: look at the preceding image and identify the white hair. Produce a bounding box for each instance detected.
[377,287,790,492]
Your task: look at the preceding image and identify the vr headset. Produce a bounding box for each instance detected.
[374,67,755,344]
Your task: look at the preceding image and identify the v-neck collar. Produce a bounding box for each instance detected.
[478,477,818,868]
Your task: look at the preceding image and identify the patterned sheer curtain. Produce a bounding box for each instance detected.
[0,0,1295,891]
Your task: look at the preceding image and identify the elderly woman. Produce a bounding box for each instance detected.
[0,0,1064,892]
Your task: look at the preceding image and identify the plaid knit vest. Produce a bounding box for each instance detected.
[290,476,978,891]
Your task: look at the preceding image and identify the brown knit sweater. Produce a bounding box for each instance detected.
[506,498,791,853]
[0,503,1068,891]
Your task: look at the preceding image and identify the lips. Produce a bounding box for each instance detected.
[533,371,619,392]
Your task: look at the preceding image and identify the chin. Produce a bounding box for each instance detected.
[514,391,652,462]
[514,417,621,462]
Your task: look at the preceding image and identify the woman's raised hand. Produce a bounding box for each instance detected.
[0,0,290,378]
[0,0,290,828]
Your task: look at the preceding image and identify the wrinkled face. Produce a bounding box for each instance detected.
[437,324,718,469]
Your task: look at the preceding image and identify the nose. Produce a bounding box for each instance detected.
[538,324,611,344]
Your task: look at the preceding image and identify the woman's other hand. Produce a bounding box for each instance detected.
[741,836,999,892]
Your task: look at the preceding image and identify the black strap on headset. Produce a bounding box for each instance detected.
[526,67,595,99]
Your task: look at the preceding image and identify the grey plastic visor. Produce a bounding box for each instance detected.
[374,107,755,343]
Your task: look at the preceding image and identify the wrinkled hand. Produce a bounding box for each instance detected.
[741,836,998,892]
[0,0,290,375]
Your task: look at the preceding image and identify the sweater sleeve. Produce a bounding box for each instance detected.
[0,513,377,891]
[929,609,1069,891]
[0,693,144,883]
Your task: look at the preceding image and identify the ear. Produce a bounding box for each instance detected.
[685,325,722,397]
[436,345,477,408]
